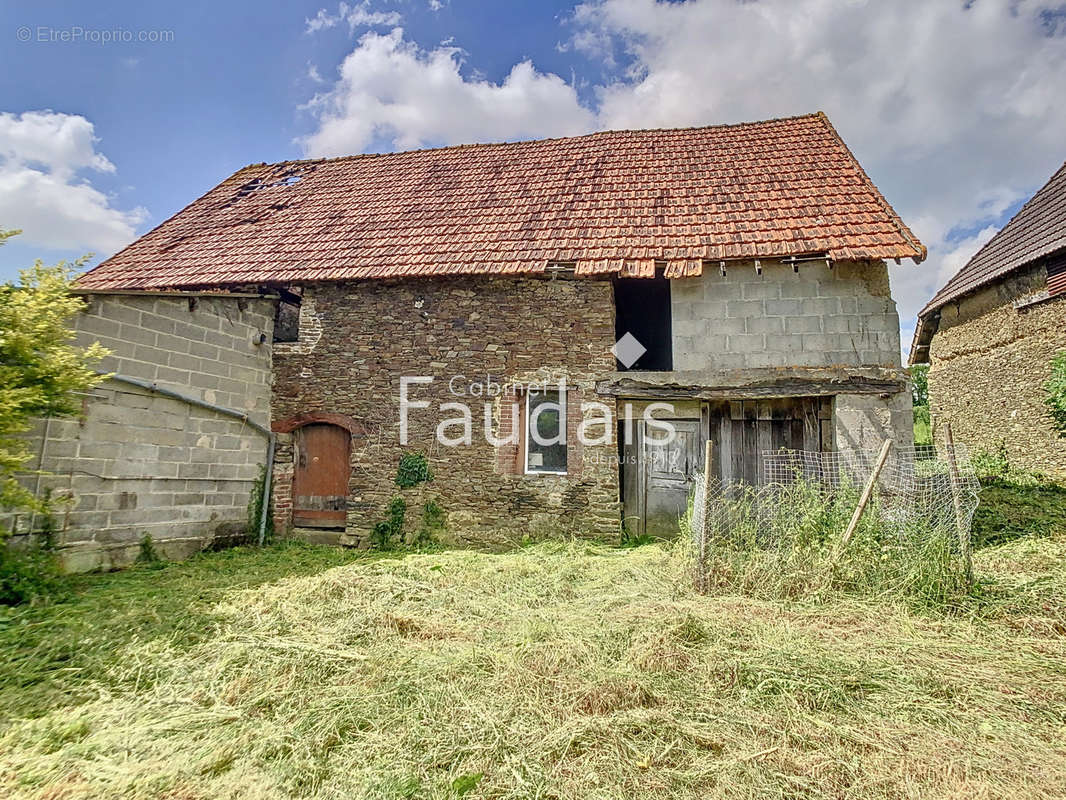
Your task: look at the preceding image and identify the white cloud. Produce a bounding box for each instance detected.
[0,111,146,254]
[305,2,402,34]
[299,0,1066,354]
[300,28,594,156]
[574,0,1066,339]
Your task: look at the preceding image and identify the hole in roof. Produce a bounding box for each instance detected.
[232,168,311,201]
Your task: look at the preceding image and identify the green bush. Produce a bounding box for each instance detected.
[414,499,447,547]
[0,231,106,604]
[136,533,161,566]
[0,545,61,606]
[395,452,433,489]
[1044,350,1066,437]
[371,497,407,550]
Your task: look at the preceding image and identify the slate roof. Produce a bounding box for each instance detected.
[78,112,924,290]
[919,160,1066,318]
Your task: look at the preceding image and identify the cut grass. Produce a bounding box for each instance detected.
[1,534,1065,799]
[0,542,373,723]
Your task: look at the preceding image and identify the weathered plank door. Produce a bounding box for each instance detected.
[292,424,351,528]
[626,418,702,538]
[713,398,832,487]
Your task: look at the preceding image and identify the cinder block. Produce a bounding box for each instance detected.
[784,316,821,334]
[822,316,862,333]
[673,320,707,338]
[764,299,803,316]
[704,317,746,335]
[741,281,781,300]
[172,320,208,343]
[154,332,193,355]
[801,298,841,316]
[76,314,122,341]
[116,358,157,381]
[120,324,159,349]
[725,300,765,319]
[726,333,765,354]
[779,278,823,299]
[746,316,784,335]
[156,366,192,387]
[763,334,804,354]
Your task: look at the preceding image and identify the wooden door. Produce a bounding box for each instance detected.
[639,419,702,538]
[713,397,831,487]
[292,424,351,528]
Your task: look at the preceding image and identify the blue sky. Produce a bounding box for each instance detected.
[2,0,1065,348]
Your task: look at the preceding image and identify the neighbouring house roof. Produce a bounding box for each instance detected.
[909,159,1066,364]
[78,112,925,291]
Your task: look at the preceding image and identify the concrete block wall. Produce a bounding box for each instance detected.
[670,259,902,371]
[4,293,275,571]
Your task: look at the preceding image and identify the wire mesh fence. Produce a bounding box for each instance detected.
[689,443,980,597]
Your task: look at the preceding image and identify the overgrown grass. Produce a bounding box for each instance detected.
[0,532,1064,798]
[913,404,932,447]
[968,449,1066,547]
[688,478,974,611]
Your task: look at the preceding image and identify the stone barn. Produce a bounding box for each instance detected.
[70,111,923,549]
[910,159,1066,479]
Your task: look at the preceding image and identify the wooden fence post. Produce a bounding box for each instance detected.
[839,439,893,552]
[944,422,973,587]
[696,439,714,593]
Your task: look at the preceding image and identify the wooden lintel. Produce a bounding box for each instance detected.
[596,379,905,399]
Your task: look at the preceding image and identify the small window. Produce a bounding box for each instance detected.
[525,389,567,474]
[273,299,300,343]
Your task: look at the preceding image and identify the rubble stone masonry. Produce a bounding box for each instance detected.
[272,276,621,547]
[928,262,1066,478]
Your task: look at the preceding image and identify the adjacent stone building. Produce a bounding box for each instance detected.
[910,160,1066,479]
[70,112,924,549]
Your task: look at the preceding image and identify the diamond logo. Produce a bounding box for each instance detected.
[612,332,647,369]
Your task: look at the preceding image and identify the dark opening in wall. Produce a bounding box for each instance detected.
[273,298,300,343]
[613,271,672,370]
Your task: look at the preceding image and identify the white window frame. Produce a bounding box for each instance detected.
[523,388,568,475]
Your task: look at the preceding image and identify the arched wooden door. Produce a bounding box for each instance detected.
[292,423,351,528]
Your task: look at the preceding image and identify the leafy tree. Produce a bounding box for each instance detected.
[0,230,107,526]
[909,363,929,408]
[1045,351,1066,438]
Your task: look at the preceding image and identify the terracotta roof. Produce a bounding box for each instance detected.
[78,112,924,290]
[918,159,1066,318]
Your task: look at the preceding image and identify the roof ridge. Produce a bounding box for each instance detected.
[79,111,926,292]
[245,112,827,171]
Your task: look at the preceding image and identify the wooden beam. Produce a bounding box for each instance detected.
[596,378,906,399]
[839,439,893,551]
[944,423,973,587]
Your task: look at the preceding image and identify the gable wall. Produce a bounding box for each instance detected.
[928,261,1066,478]
[670,259,902,370]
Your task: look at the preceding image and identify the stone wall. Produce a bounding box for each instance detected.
[271,276,621,548]
[928,262,1066,479]
[4,293,275,571]
[671,259,902,370]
